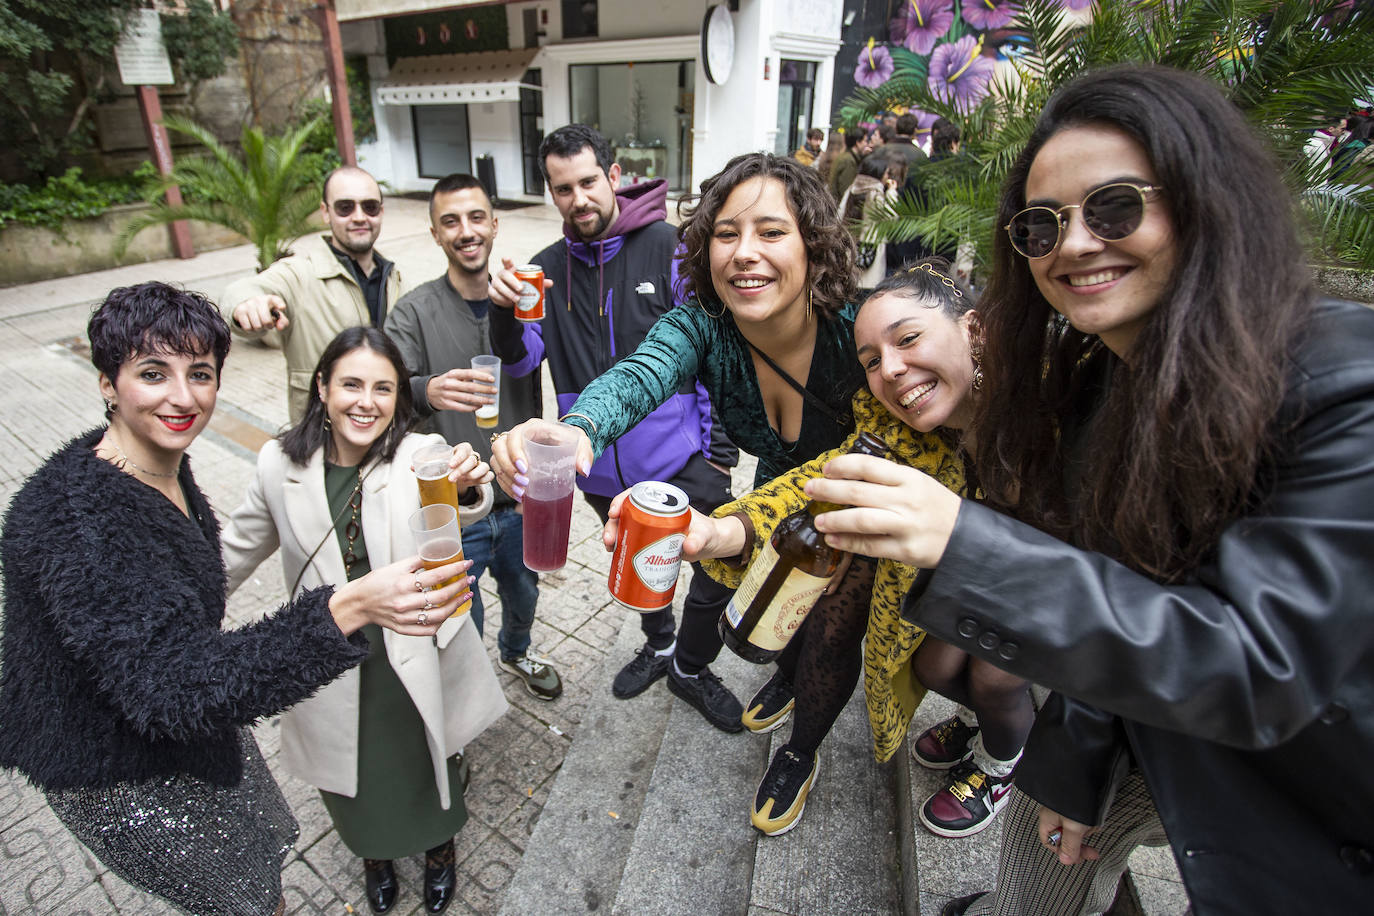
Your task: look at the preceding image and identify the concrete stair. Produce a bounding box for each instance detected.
[502,614,1184,916]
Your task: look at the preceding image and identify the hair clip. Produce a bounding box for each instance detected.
[908,262,964,298]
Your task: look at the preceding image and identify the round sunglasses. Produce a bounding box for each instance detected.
[330,198,382,218]
[1004,183,1163,260]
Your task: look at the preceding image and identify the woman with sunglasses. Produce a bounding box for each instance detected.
[807,65,1374,914]
[0,286,471,916]
[221,327,506,915]
[220,166,401,423]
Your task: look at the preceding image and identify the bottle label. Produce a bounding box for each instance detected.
[725,542,832,651]
[632,534,685,593]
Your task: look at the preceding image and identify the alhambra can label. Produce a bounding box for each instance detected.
[610,481,691,612]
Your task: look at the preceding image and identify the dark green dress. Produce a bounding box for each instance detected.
[318,462,468,859]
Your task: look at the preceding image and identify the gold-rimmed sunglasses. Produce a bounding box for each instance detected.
[1004,183,1164,260]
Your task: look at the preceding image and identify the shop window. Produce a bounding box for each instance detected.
[569,60,694,192]
[413,105,472,179]
[775,59,818,156]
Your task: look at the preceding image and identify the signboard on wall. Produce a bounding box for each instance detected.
[114,10,174,86]
[384,7,509,65]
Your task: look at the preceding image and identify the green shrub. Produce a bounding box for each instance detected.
[0,165,157,233]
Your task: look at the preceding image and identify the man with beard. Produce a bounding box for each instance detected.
[384,173,562,701]
[487,125,743,733]
[221,166,405,421]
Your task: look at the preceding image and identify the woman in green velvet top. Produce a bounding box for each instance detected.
[222,327,508,915]
[491,152,874,835]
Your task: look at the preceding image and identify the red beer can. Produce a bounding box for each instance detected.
[513,264,545,321]
[609,481,692,612]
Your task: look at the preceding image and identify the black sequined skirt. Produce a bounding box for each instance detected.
[45,730,298,916]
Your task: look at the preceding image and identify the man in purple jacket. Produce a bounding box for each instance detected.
[490,125,744,732]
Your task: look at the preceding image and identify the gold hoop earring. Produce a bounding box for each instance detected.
[699,298,727,319]
[807,287,814,323]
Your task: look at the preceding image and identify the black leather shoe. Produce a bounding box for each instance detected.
[666,665,744,733]
[362,859,398,914]
[612,644,671,698]
[941,891,990,916]
[424,840,457,914]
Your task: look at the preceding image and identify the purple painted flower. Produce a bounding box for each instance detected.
[890,0,955,56]
[961,0,1020,31]
[928,35,996,112]
[855,39,895,89]
[909,109,940,143]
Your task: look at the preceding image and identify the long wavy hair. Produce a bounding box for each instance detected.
[279,327,416,468]
[972,64,1314,581]
[676,152,857,320]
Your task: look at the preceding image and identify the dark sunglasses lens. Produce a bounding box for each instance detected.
[1009,208,1060,258]
[1083,186,1144,240]
[331,199,381,218]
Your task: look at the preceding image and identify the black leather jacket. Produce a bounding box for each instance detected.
[903,299,1374,913]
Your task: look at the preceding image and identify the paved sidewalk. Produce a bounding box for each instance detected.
[0,200,728,915]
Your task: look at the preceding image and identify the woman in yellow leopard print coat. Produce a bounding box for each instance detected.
[689,261,1035,840]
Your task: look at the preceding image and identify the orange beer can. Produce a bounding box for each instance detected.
[609,482,692,612]
[513,265,545,321]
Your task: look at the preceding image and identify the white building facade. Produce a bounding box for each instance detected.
[336,0,841,200]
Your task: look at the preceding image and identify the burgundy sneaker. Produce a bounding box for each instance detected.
[912,715,979,770]
[919,761,1014,838]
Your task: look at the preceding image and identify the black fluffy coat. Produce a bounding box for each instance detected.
[0,429,369,791]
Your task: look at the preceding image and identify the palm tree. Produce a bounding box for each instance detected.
[836,0,1374,275]
[116,116,327,271]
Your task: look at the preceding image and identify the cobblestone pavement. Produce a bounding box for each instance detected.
[0,200,745,916]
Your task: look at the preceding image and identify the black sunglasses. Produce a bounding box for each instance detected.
[331,198,382,218]
[1005,183,1163,260]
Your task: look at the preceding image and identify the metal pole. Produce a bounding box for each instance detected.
[135,85,195,260]
[307,0,357,167]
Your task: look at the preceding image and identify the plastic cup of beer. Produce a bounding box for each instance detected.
[471,355,501,430]
[522,422,579,572]
[408,503,471,617]
[414,443,460,515]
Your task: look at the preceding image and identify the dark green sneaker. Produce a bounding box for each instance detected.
[500,653,563,700]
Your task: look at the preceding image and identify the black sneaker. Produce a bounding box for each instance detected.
[741,671,794,733]
[919,761,1014,838]
[751,745,819,836]
[666,666,744,733]
[912,715,979,770]
[612,644,671,698]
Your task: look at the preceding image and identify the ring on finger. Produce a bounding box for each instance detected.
[414,577,425,592]
[490,431,506,446]
[423,599,436,610]
[418,611,429,626]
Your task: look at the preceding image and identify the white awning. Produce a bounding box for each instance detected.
[377,49,541,106]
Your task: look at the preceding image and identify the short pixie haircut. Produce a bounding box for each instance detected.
[677,153,857,319]
[88,282,232,386]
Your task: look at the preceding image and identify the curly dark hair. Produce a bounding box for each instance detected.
[88,282,232,418]
[676,152,856,319]
[279,327,416,468]
[973,64,1314,581]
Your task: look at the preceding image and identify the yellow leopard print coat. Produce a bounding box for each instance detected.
[703,389,966,762]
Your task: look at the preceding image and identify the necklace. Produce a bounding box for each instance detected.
[108,435,178,479]
[341,467,364,575]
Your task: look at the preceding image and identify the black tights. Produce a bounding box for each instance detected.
[774,557,877,755]
[912,638,1033,761]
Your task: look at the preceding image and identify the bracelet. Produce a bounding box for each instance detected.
[557,412,598,437]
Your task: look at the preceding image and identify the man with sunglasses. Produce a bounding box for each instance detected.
[221,166,406,421]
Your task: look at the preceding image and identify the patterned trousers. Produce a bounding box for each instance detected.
[968,766,1173,916]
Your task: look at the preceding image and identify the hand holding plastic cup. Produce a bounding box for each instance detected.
[408,503,471,617]
[471,355,501,429]
[522,422,579,572]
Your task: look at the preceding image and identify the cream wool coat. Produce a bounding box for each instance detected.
[221,432,506,809]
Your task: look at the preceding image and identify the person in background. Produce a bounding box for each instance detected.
[838,154,902,293]
[815,130,846,187]
[829,131,868,203]
[486,124,741,723]
[930,117,962,160]
[0,283,468,916]
[220,167,406,422]
[808,64,1374,915]
[793,127,825,167]
[385,173,563,701]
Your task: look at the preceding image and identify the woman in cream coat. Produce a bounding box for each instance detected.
[222,327,507,915]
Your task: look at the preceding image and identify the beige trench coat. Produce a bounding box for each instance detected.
[221,432,506,809]
[220,234,407,422]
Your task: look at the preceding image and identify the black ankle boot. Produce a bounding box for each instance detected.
[424,839,456,914]
[363,858,398,914]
